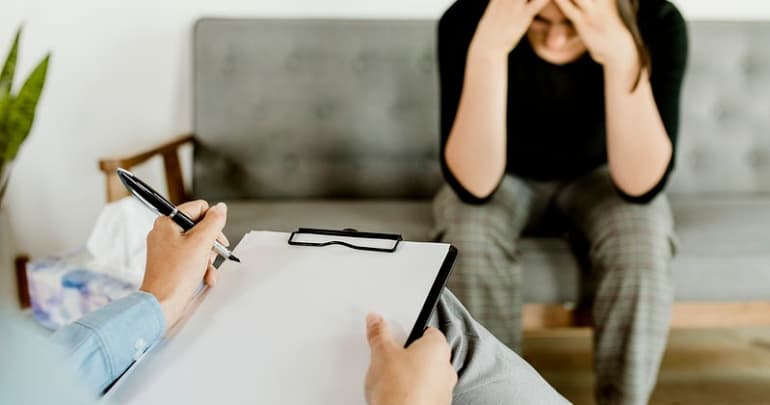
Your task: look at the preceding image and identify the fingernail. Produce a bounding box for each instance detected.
[366,313,382,328]
[214,202,226,211]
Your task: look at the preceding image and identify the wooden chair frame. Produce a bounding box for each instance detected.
[14,133,770,330]
[97,134,195,205]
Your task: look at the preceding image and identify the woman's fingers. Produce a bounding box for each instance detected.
[525,0,551,17]
[554,0,584,23]
[572,0,594,11]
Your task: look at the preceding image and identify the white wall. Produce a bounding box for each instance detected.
[1,0,769,262]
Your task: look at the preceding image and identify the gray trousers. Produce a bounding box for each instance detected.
[432,290,569,404]
[433,167,676,405]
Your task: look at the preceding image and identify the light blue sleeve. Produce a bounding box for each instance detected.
[1,311,96,405]
[50,291,166,394]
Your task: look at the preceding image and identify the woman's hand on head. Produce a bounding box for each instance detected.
[140,200,229,331]
[471,0,551,57]
[553,0,637,70]
[364,314,457,405]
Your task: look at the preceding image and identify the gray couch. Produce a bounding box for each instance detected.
[105,19,770,323]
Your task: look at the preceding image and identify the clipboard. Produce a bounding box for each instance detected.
[110,228,457,404]
[287,227,454,346]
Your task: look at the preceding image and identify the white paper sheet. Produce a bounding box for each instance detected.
[111,231,452,404]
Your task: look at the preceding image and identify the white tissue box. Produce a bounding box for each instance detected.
[27,249,139,330]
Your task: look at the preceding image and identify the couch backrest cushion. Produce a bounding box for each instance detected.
[193,18,770,200]
[669,22,770,196]
[193,19,441,200]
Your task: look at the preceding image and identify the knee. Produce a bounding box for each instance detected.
[433,186,514,243]
[591,223,674,304]
[434,184,485,222]
[589,200,675,275]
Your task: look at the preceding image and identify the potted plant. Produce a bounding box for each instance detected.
[0,26,50,204]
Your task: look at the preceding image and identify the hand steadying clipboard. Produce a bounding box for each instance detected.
[110,228,457,405]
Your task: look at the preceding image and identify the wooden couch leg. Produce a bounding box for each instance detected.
[15,254,30,309]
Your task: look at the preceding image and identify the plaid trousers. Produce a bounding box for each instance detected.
[433,166,676,405]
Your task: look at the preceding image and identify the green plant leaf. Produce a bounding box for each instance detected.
[0,92,10,157]
[0,26,21,97]
[4,53,49,161]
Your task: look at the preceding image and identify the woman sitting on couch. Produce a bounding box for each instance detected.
[433,0,687,404]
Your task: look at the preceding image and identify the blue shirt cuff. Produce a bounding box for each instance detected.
[50,291,166,394]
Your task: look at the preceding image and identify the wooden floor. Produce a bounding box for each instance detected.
[522,327,770,404]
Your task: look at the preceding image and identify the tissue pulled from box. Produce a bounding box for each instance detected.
[86,196,156,285]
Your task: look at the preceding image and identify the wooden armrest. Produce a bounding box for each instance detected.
[98,134,195,204]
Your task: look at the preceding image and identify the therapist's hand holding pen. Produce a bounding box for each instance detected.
[141,200,229,330]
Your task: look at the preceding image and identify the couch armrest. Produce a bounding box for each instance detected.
[98,134,195,204]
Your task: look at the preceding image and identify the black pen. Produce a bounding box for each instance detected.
[116,168,241,263]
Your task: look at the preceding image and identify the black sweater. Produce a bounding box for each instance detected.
[438,0,688,204]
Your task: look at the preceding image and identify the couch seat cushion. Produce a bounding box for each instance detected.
[223,197,770,303]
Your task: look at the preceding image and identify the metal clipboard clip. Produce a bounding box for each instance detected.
[288,228,403,253]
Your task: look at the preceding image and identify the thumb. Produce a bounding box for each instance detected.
[366,313,396,355]
[186,202,227,245]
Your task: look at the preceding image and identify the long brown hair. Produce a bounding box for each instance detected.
[616,0,650,90]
